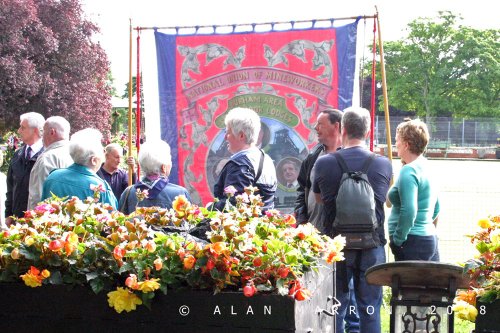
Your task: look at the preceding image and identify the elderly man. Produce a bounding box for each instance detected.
[281,159,300,189]
[313,107,392,333]
[97,143,136,200]
[5,112,45,226]
[213,107,277,211]
[41,128,117,209]
[28,116,73,210]
[118,140,190,214]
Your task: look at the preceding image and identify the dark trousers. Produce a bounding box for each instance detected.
[390,234,440,261]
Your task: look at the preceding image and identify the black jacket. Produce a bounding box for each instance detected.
[5,145,43,218]
[294,144,325,223]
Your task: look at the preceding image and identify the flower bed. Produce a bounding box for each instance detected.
[453,214,500,324]
[0,187,345,316]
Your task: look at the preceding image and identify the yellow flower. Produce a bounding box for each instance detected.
[41,269,51,279]
[478,218,491,229]
[20,266,43,288]
[25,236,35,246]
[452,300,478,322]
[136,278,160,293]
[172,195,190,217]
[107,287,142,313]
[10,248,20,260]
[490,228,500,245]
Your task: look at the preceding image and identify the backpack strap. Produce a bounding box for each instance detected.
[254,149,265,181]
[334,153,349,173]
[361,153,376,173]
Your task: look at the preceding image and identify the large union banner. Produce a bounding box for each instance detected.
[155,21,358,211]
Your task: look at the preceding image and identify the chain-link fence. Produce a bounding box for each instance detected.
[374,116,500,148]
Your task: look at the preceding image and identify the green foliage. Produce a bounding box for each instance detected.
[377,11,500,118]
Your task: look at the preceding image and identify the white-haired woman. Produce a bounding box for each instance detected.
[213,107,277,212]
[41,128,117,209]
[118,140,190,214]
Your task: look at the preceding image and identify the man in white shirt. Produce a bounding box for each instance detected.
[28,116,73,210]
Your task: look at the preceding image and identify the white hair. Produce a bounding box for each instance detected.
[138,140,172,176]
[20,112,45,134]
[44,116,70,140]
[69,128,104,167]
[224,107,261,145]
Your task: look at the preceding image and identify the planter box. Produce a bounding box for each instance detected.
[0,264,334,332]
[475,300,500,333]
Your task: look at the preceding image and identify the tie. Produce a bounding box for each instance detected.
[26,146,32,160]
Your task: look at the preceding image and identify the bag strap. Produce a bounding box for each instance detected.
[335,152,376,173]
[118,186,133,212]
[334,153,349,173]
[361,153,376,173]
[254,149,265,181]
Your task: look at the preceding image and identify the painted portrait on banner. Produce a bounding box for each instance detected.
[155,20,358,212]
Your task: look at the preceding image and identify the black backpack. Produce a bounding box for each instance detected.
[333,153,379,249]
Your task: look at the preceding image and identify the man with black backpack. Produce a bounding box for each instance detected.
[313,107,392,333]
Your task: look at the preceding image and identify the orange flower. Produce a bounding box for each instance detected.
[183,254,196,270]
[41,269,51,279]
[113,246,126,260]
[48,239,64,252]
[283,214,296,226]
[125,274,139,289]
[455,290,477,306]
[144,240,156,253]
[207,242,226,257]
[20,266,44,288]
[172,195,190,217]
[154,258,163,271]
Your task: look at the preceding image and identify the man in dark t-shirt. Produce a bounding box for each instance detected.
[313,107,392,333]
[97,143,136,201]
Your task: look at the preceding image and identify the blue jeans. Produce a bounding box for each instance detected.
[390,234,439,261]
[336,246,386,333]
[345,280,360,332]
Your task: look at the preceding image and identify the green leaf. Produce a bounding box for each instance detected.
[476,241,489,254]
[83,247,97,265]
[89,278,104,294]
[47,254,63,266]
[48,271,63,284]
[86,271,99,282]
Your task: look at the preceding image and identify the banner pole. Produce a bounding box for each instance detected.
[128,19,134,185]
[375,7,393,161]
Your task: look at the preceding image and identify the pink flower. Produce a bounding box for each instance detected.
[34,203,56,215]
[224,185,237,197]
[90,184,105,193]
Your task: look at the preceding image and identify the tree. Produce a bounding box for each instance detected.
[0,0,112,135]
[380,12,499,120]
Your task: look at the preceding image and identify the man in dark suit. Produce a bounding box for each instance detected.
[5,112,45,226]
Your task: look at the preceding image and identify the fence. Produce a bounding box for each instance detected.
[375,116,500,148]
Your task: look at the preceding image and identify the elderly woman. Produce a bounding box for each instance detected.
[388,119,440,261]
[213,107,277,211]
[41,128,117,209]
[118,140,190,214]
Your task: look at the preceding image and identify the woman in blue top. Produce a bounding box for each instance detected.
[388,119,440,261]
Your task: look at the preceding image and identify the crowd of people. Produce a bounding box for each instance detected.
[0,107,440,333]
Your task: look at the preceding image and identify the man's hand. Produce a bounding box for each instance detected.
[126,156,136,169]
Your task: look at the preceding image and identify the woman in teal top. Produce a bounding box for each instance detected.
[388,119,440,261]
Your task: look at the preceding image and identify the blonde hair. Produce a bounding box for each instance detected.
[396,119,430,155]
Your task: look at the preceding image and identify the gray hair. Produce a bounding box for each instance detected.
[20,112,45,134]
[138,140,172,176]
[105,143,123,155]
[69,128,104,167]
[342,107,371,140]
[44,116,70,140]
[224,107,261,145]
